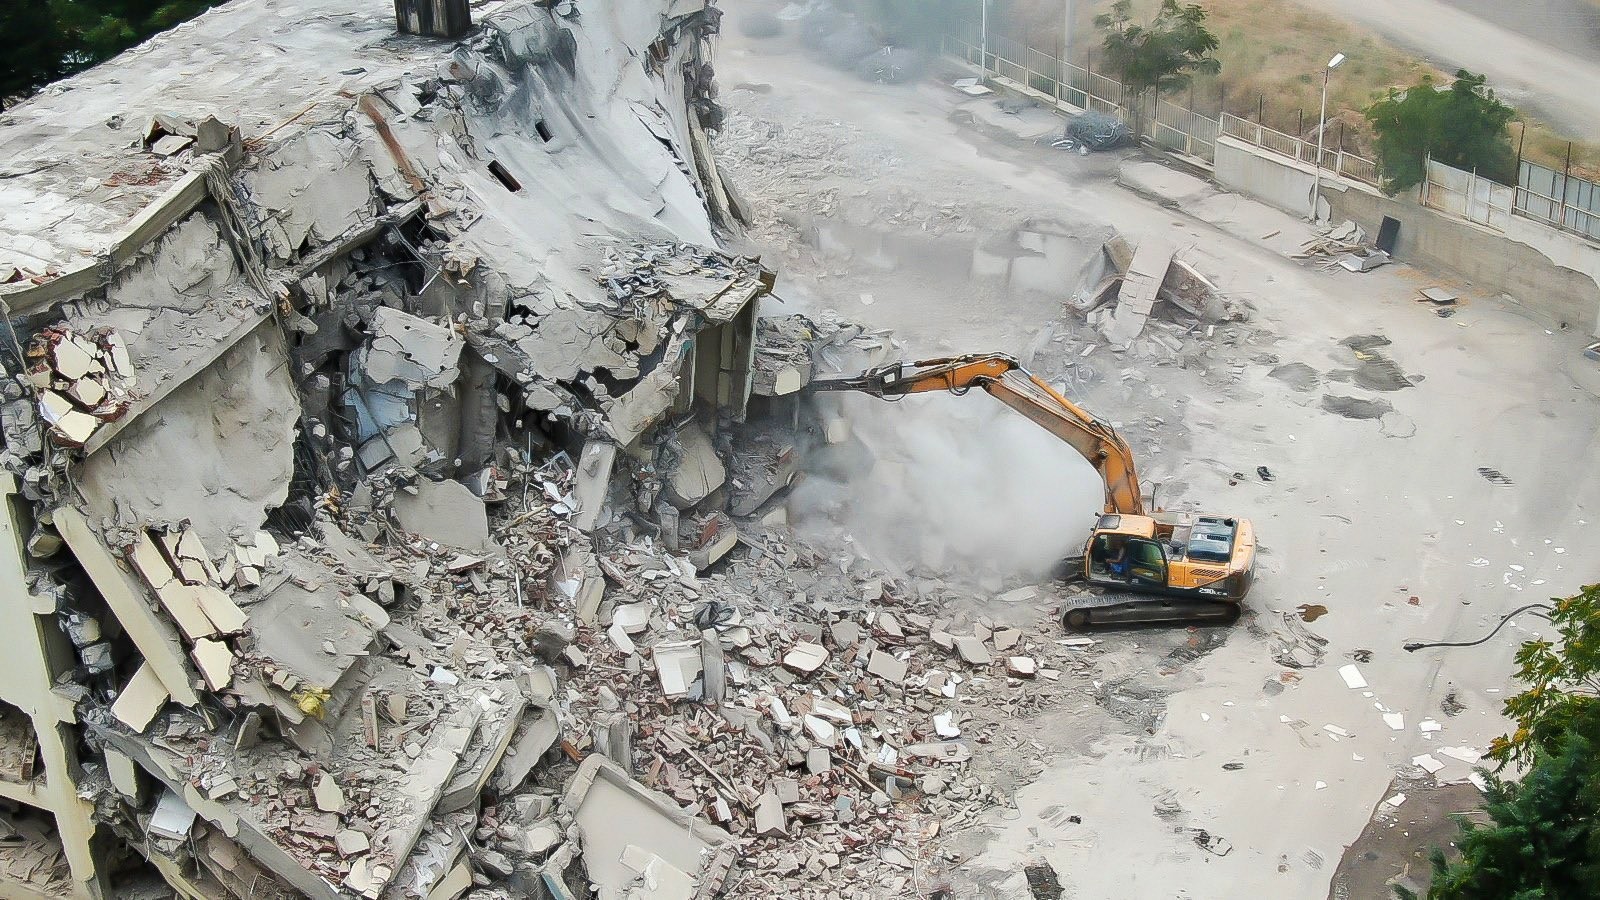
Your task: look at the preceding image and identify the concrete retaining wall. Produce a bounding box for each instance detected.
[1214,137,1600,333]
[1215,137,1317,217]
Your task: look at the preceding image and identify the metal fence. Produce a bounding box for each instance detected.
[945,24,1136,121]
[1215,115,1380,187]
[943,18,1600,245]
[1421,157,1513,231]
[1515,160,1600,240]
[940,21,1384,181]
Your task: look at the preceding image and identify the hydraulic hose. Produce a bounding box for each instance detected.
[1403,602,1554,652]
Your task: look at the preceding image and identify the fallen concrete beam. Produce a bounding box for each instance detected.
[55,508,201,707]
[570,440,618,532]
[436,693,528,814]
[563,755,735,900]
[1098,237,1174,345]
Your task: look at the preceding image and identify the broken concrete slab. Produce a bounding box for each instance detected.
[782,642,829,675]
[190,638,234,691]
[362,308,463,390]
[866,650,908,684]
[953,636,991,666]
[653,640,703,698]
[1005,656,1037,678]
[149,789,198,841]
[700,630,726,704]
[335,829,370,858]
[563,755,735,900]
[313,773,346,814]
[754,792,787,837]
[246,560,379,697]
[611,603,653,635]
[806,747,831,774]
[393,478,492,551]
[571,440,618,532]
[112,662,169,733]
[491,706,560,794]
[663,423,726,510]
[1099,237,1174,345]
[55,508,201,706]
[438,693,528,812]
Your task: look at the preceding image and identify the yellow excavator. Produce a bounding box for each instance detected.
[809,353,1256,627]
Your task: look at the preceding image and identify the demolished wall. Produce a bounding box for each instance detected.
[0,2,1068,899]
[0,1,774,896]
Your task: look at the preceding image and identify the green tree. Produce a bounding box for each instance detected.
[0,4,73,107]
[1397,703,1600,899]
[1093,0,1220,96]
[1365,70,1517,195]
[1489,585,1600,768]
[0,1,225,109]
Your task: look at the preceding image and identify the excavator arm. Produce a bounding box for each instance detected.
[809,354,1145,516]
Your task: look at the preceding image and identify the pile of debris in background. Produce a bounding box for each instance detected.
[1073,233,1246,356]
[1295,220,1391,273]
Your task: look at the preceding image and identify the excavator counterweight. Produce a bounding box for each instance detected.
[809,354,1257,628]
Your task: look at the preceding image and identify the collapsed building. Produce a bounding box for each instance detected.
[0,2,1064,898]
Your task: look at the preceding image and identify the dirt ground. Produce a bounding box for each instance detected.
[713,5,1600,898]
[1326,779,1485,900]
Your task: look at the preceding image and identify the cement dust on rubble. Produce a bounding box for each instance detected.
[715,5,1600,898]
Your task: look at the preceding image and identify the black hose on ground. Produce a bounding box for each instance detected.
[1403,602,1555,652]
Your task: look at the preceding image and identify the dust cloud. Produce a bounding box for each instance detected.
[791,391,1106,581]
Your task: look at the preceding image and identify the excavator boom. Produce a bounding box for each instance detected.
[809,354,1145,516]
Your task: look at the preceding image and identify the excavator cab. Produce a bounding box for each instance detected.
[809,353,1256,629]
[1088,533,1167,586]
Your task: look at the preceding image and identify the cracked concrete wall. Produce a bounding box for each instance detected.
[105,213,239,310]
[76,319,298,551]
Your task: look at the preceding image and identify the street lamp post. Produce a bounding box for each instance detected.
[980,0,989,74]
[1311,52,1346,221]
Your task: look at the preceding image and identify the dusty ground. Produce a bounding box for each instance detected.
[713,7,1600,898]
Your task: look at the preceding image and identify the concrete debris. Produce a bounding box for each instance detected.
[564,755,735,900]
[393,478,493,551]
[1005,656,1037,678]
[1338,664,1368,690]
[782,641,830,674]
[954,636,992,666]
[1097,237,1174,344]
[336,829,370,858]
[22,326,136,449]
[313,773,346,814]
[362,308,464,390]
[111,662,170,733]
[867,649,909,684]
[149,790,198,841]
[0,1,1072,897]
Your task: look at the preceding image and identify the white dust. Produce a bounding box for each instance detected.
[791,391,1105,580]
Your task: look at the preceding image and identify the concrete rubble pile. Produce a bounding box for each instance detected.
[1076,233,1247,351]
[0,1,1062,898]
[1294,220,1391,272]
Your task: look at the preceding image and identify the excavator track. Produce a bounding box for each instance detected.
[1060,590,1241,630]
